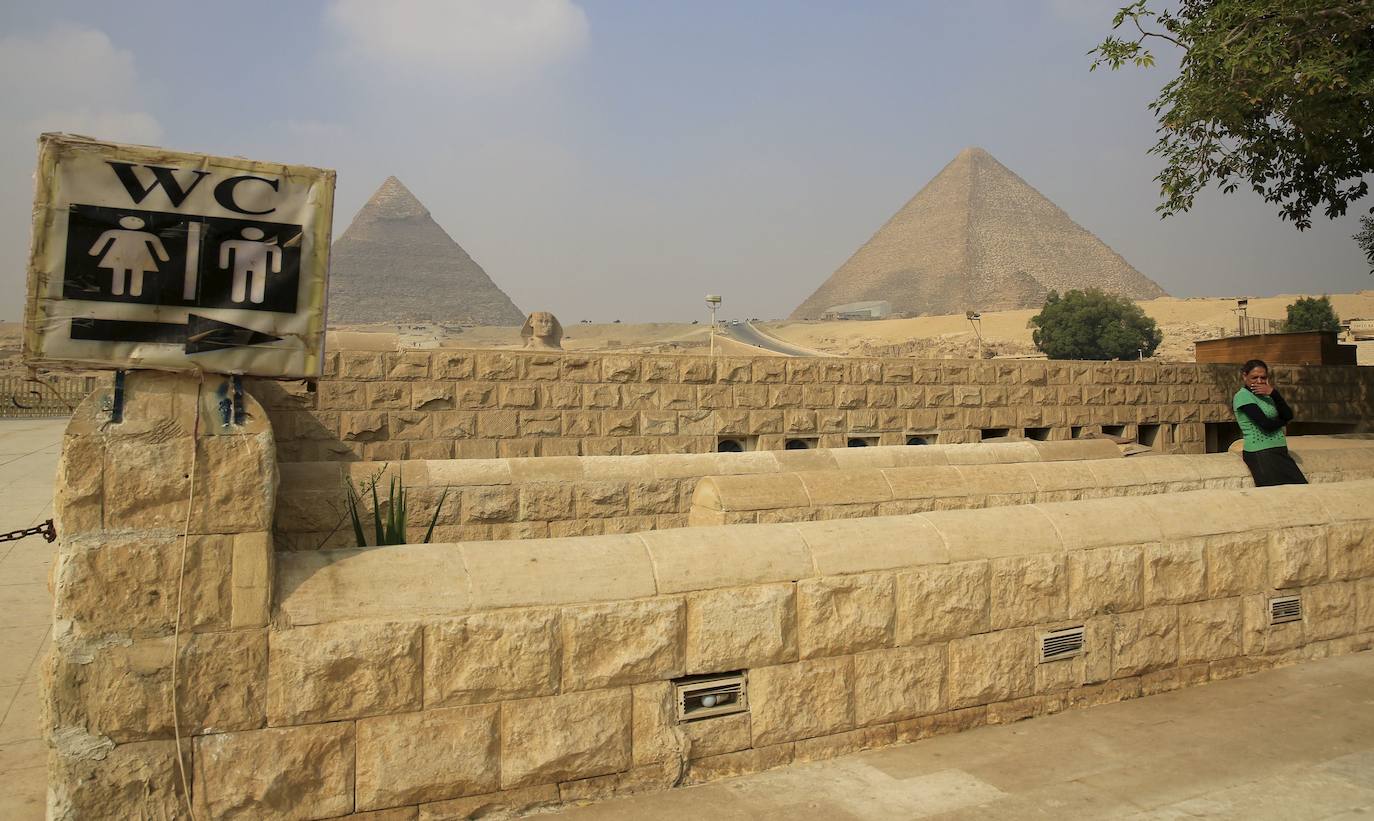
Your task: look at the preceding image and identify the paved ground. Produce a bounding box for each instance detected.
[549,651,1374,820]
[0,418,63,819]
[2,417,1372,820]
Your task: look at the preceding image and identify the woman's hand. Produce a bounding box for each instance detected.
[1251,381,1273,396]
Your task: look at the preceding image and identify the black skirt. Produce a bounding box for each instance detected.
[1242,446,1308,487]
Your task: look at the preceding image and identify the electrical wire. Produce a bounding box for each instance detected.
[170,374,203,821]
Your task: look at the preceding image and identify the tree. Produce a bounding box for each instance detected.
[1356,216,1374,274]
[1090,0,1374,232]
[1283,295,1341,332]
[1030,289,1163,360]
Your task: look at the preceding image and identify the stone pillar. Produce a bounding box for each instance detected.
[44,371,277,819]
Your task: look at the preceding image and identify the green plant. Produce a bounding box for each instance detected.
[1030,288,1163,360]
[1090,1,1374,232]
[344,472,449,547]
[1283,295,1341,333]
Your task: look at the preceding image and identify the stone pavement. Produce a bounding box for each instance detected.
[546,650,1374,820]
[0,419,64,820]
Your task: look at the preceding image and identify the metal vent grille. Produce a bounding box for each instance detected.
[674,673,747,722]
[1039,626,1086,663]
[1270,595,1302,625]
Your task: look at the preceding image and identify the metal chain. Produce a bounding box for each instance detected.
[0,519,56,544]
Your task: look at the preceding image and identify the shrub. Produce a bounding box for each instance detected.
[1283,295,1340,333]
[1030,288,1162,360]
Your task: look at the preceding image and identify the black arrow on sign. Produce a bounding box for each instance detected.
[71,315,282,354]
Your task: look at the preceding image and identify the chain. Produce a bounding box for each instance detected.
[0,519,57,544]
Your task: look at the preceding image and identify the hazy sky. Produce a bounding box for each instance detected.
[1,0,1368,323]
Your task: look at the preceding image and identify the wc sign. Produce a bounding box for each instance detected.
[23,134,335,378]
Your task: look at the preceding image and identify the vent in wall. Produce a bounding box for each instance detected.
[1039,626,1086,663]
[1270,595,1302,625]
[674,673,747,722]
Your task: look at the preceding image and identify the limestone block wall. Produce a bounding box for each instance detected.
[250,350,1374,463]
[689,445,1374,526]
[274,438,1122,550]
[245,481,1374,817]
[44,372,277,820]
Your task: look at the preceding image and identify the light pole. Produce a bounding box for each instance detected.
[1234,298,1249,336]
[965,310,983,359]
[705,294,722,357]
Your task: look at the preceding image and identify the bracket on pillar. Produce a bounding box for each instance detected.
[232,375,245,426]
[110,370,126,423]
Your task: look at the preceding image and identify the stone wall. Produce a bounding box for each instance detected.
[274,439,1122,550]
[257,481,1374,817]
[250,350,1374,463]
[45,372,276,820]
[44,368,1374,818]
[689,444,1374,526]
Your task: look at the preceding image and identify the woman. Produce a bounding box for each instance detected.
[1232,359,1307,486]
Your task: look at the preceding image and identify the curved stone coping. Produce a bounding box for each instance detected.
[275,478,1374,626]
[688,445,1374,515]
[1228,433,1374,453]
[277,438,1122,493]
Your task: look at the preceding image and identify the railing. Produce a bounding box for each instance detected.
[0,375,97,419]
[1233,315,1286,337]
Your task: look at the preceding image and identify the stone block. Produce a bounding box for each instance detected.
[501,689,632,788]
[338,351,387,378]
[1304,582,1356,642]
[55,434,103,536]
[51,630,266,743]
[426,608,560,707]
[49,738,187,821]
[1358,578,1374,634]
[102,436,192,530]
[194,722,354,820]
[576,481,630,518]
[749,656,855,745]
[895,560,989,644]
[1113,606,1179,676]
[1066,545,1143,617]
[461,486,518,523]
[56,533,231,637]
[418,786,559,821]
[366,382,411,409]
[519,483,575,522]
[947,628,1035,709]
[682,743,794,786]
[853,644,945,726]
[990,554,1068,629]
[411,382,454,410]
[1325,522,1374,581]
[1144,542,1207,605]
[685,584,796,673]
[1178,598,1242,664]
[268,621,422,725]
[792,725,896,764]
[1204,533,1269,597]
[1268,526,1328,589]
[355,705,500,809]
[562,597,685,690]
[797,573,895,659]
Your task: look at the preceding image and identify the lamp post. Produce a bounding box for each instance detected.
[705,294,722,357]
[1235,298,1249,336]
[965,310,983,359]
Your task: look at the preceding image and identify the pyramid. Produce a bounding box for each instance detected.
[790,147,1166,319]
[327,177,525,326]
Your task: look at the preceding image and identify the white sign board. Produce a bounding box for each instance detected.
[23,134,335,378]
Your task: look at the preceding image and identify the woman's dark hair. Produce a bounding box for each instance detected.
[1241,359,1269,375]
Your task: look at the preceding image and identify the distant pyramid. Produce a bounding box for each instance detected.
[327,177,524,326]
[790,147,1166,319]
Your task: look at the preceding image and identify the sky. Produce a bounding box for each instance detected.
[0,0,1369,323]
